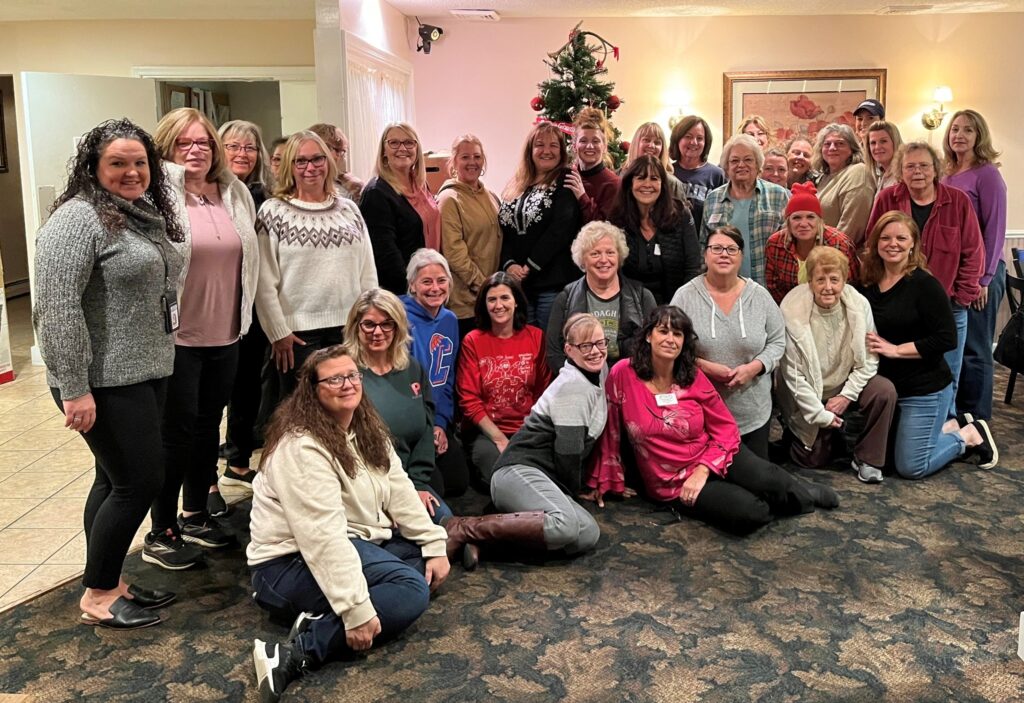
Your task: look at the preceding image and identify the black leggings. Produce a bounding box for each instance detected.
[52,380,167,590]
[428,426,470,498]
[676,444,814,535]
[224,312,272,469]
[151,343,239,531]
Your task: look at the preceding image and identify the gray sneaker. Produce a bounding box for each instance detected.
[852,458,883,484]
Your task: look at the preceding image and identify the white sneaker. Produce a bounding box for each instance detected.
[852,458,883,484]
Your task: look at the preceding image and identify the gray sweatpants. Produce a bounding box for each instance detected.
[490,464,600,554]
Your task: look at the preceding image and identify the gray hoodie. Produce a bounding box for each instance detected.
[670,276,785,434]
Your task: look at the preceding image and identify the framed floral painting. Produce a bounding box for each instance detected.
[723,69,887,145]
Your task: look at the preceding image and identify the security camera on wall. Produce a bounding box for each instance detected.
[416,20,444,54]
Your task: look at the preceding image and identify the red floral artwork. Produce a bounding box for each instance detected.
[743,91,869,144]
[790,95,823,120]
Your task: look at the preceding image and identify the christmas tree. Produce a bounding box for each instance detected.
[531,23,626,168]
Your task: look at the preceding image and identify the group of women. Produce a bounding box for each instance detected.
[31,103,1006,701]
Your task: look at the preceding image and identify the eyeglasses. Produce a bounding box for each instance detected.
[570,338,608,354]
[294,155,328,170]
[316,372,363,389]
[727,157,756,167]
[359,319,397,333]
[175,138,215,152]
[225,143,259,154]
[707,244,741,256]
[902,162,934,173]
[386,139,417,151]
[822,140,849,150]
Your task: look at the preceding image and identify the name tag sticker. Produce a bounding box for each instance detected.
[655,393,677,407]
[653,244,661,256]
[708,213,723,224]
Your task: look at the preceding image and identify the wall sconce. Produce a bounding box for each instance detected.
[921,86,953,130]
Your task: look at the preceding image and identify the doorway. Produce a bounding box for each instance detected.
[0,76,28,299]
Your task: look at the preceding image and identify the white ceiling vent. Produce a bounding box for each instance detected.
[449,9,501,21]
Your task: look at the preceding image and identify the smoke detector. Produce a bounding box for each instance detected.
[449,9,501,21]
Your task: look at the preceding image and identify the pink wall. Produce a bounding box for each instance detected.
[411,14,1023,227]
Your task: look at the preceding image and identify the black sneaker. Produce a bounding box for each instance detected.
[142,528,204,570]
[221,466,256,494]
[178,512,234,549]
[207,490,229,518]
[970,419,999,470]
[253,639,307,703]
[287,611,323,643]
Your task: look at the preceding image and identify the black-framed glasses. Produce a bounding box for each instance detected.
[570,338,608,354]
[294,155,328,170]
[316,372,363,389]
[359,319,397,333]
[385,139,417,150]
[225,143,259,154]
[175,138,214,152]
[707,244,741,256]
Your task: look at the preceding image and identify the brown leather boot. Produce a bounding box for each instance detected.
[442,511,546,571]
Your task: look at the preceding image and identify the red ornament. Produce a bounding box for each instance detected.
[606,95,621,111]
[596,60,604,69]
[620,140,630,153]
[530,96,545,112]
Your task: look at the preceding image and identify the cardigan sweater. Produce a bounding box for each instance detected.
[437,178,502,319]
[778,284,878,448]
[493,361,607,494]
[670,276,785,434]
[499,175,582,293]
[589,359,739,501]
[456,325,551,435]
[942,164,1008,287]
[255,195,378,342]
[579,163,621,223]
[33,197,183,400]
[361,361,437,490]
[816,162,875,246]
[764,225,860,304]
[402,295,459,430]
[163,161,258,337]
[866,182,983,307]
[247,432,447,629]
[359,176,427,294]
[860,268,956,398]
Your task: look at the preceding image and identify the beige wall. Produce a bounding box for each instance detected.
[340,0,412,63]
[410,12,1023,228]
[0,76,27,292]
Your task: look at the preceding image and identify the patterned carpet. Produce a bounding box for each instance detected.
[2,382,1024,702]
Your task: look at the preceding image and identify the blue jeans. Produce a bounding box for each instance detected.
[893,384,966,480]
[527,290,559,333]
[250,537,430,667]
[958,260,1005,420]
[942,303,968,420]
[423,485,453,524]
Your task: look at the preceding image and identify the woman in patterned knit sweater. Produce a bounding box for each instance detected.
[255,131,378,403]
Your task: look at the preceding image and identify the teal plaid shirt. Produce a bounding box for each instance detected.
[700,179,790,286]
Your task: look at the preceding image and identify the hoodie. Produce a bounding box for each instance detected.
[402,294,459,430]
[670,276,785,434]
[436,177,502,319]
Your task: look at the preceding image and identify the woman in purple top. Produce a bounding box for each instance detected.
[942,109,1008,421]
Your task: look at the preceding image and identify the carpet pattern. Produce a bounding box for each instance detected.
[2,390,1024,702]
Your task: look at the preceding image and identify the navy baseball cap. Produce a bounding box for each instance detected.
[854,99,885,118]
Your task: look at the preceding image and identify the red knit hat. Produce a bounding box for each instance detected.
[786,182,822,217]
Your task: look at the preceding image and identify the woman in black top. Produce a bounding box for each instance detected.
[499,121,582,331]
[859,211,996,478]
[613,155,701,304]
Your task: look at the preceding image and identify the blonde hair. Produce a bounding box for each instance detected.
[446,134,487,179]
[942,109,1002,175]
[862,120,903,187]
[570,221,629,271]
[738,115,772,147]
[562,312,603,345]
[153,107,227,183]
[375,122,427,192]
[343,289,411,372]
[805,245,849,282]
[271,131,339,200]
[218,119,272,187]
[625,122,671,171]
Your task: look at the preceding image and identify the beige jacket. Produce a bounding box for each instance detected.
[818,162,875,247]
[437,178,502,319]
[247,432,447,629]
[163,161,260,336]
[778,284,878,449]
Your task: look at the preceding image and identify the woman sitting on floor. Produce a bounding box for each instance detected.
[777,246,897,484]
[248,345,449,703]
[586,306,839,535]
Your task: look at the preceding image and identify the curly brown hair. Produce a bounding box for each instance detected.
[260,345,393,477]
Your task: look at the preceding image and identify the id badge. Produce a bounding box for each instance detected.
[162,293,180,333]
[655,392,678,407]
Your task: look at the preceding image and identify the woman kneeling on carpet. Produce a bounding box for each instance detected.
[248,345,450,702]
[585,306,839,535]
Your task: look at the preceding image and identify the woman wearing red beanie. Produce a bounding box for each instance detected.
[764,182,859,304]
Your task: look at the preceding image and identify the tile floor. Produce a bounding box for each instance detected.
[0,296,148,612]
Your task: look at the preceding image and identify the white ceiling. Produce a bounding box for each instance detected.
[392,0,1022,17]
[0,0,315,21]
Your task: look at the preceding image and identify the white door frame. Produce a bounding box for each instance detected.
[131,66,315,81]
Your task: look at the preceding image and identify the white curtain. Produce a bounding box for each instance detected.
[347,60,409,183]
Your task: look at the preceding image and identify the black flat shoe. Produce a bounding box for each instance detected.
[127,584,177,609]
[81,596,161,629]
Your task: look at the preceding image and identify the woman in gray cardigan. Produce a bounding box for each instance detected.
[34,119,184,628]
